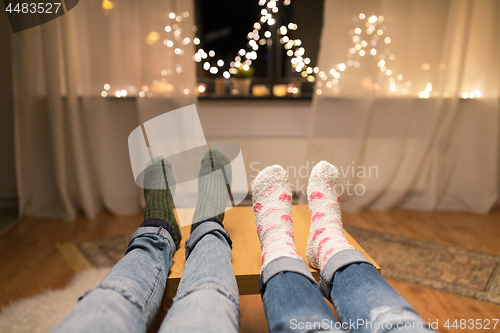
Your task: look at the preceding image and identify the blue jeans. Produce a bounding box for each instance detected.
[260,250,433,333]
[51,221,239,333]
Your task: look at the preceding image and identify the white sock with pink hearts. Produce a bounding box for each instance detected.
[252,165,302,271]
[306,161,354,270]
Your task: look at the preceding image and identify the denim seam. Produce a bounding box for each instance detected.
[144,231,165,311]
[86,285,144,311]
[173,282,240,307]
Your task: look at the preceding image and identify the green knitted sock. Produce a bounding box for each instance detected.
[143,157,181,249]
[191,149,232,230]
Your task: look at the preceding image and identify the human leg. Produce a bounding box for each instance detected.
[253,165,344,333]
[52,158,181,333]
[159,226,239,333]
[159,150,240,333]
[324,260,433,333]
[307,161,433,333]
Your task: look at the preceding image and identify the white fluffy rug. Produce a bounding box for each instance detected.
[0,268,111,333]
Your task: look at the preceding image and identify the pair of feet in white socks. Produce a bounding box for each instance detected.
[252,161,353,271]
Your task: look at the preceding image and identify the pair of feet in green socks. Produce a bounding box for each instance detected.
[143,150,231,249]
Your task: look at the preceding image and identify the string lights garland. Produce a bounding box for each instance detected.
[100,0,481,99]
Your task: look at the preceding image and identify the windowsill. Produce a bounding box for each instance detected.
[197,94,312,101]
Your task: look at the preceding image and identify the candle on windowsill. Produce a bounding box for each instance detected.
[252,84,269,97]
[196,83,207,96]
[272,84,287,97]
[287,83,301,97]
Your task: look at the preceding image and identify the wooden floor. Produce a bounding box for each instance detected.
[1,209,499,333]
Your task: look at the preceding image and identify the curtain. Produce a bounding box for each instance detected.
[12,0,197,220]
[307,0,500,213]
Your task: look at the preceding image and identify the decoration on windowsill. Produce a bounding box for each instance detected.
[286,82,301,97]
[272,84,287,97]
[230,65,254,96]
[196,83,207,96]
[214,78,227,96]
[252,84,270,97]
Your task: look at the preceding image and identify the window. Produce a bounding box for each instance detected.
[194,0,324,99]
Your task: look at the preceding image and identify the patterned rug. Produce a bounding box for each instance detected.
[57,227,500,305]
[344,225,500,305]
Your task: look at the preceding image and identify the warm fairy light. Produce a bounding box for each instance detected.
[169,12,175,19]
[145,31,160,45]
[368,15,377,23]
[102,0,114,11]
[104,84,110,90]
[101,91,107,97]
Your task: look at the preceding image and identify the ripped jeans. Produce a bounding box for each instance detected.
[260,251,434,333]
[51,222,240,333]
